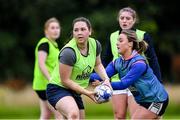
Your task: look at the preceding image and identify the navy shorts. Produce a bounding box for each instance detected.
[46,84,84,110]
[35,90,47,101]
[138,98,169,116]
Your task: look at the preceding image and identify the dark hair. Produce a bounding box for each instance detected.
[121,29,148,54]
[72,17,92,30]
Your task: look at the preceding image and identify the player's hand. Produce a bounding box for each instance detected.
[102,78,113,90]
[91,79,102,86]
[85,90,99,103]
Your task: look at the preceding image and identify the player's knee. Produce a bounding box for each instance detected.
[67,111,79,119]
[114,111,126,119]
[54,111,63,119]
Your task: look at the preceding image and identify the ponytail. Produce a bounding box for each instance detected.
[121,29,148,54]
[137,40,148,54]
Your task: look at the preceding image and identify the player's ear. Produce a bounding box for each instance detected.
[45,29,48,36]
[128,41,133,47]
[89,28,92,36]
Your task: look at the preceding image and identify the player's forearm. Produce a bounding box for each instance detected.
[62,79,89,95]
[39,64,51,80]
[111,62,147,90]
[90,61,116,82]
[94,63,109,81]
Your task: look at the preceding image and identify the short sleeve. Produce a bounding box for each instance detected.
[96,40,102,56]
[38,42,49,54]
[59,47,76,66]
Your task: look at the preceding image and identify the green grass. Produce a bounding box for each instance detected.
[162,103,180,119]
[0,101,180,119]
[0,105,39,119]
[86,101,180,119]
[1,84,179,119]
[85,101,114,119]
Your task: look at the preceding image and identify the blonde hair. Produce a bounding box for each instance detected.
[117,7,139,24]
[121,29,148,54]
[44,17,60,30]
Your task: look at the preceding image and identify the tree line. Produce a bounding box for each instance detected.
[0,0,179,83]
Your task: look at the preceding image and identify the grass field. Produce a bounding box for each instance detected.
[0,84,180,119]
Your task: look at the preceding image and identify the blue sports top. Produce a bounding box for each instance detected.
[102,28,162,82]
[90,51,168,103]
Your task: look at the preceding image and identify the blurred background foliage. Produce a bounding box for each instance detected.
[0,0,179,85]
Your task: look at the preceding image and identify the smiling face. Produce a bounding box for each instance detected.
[45,22,60,41]
[116,33,133,55]
[73,21,91,44]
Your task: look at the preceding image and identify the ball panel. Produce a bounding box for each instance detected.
[94,84,112,103]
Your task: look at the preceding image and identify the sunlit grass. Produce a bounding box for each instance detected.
[0,85,180,119]
[0,100,180,119]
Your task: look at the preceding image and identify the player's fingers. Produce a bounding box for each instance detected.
[90,94,99,103]
[92,80,101,86]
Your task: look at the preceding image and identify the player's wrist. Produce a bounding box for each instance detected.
[102,78,110,86]
[103,78,110,82]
